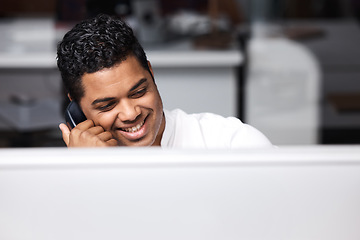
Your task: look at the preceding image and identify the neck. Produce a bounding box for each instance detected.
[152,112,165,146]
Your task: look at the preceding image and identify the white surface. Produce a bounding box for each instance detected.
[246,37,321,145]
[0,53,57,68]
[147,50,242,68]
[0,146,360,240]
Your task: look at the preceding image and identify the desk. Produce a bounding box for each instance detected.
[0,18,243,135]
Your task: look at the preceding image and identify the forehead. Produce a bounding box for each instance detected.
[81,56,148,96]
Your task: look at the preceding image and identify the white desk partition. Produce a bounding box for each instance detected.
[1,146,360,240]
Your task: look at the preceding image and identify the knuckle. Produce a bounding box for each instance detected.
[70,128,81,135]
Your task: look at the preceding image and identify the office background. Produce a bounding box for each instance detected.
[0,0,359,147]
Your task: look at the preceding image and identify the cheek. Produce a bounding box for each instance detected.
[92,112,118,130]
[143,90,162,109]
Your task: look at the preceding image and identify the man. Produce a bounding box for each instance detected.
[57,14,272,148]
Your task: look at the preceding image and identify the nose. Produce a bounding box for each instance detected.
[116,99,141,122]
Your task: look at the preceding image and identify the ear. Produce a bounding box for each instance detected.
[147,61,154,77]
[67,93,73,101]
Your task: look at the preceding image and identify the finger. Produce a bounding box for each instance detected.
[59,123,70,146]
[106,139,118,146]
[97,131,114,142]
[76,119,95,130]
[87,125,107,136]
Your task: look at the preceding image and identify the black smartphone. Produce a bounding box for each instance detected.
[65,101,87,129]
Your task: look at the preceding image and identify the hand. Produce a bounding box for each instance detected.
[59,120,118,147]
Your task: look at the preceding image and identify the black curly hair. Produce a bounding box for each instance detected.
[57,14,150,102]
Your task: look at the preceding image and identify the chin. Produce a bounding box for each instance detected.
[116,135,156,147]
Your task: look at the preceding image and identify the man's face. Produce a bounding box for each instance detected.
[79,55,165,146]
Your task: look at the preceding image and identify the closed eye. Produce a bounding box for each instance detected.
[97,101,116,111]
[130,87,147,98]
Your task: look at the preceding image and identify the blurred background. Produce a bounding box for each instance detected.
[0,0,359,147]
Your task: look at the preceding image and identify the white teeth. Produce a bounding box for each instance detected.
[122,121,144,133]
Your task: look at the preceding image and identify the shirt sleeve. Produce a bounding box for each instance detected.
[197,113,273,148]
[230,122,273,148]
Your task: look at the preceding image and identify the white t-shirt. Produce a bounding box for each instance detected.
[161,109,272,148]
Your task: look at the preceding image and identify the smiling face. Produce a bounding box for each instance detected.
[79,55,165,146]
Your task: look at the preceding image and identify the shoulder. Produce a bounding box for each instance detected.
[193,111,272,148]
[163,109,272,148]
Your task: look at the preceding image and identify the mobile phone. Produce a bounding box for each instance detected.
[65,101,87,129]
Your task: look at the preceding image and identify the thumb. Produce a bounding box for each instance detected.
[59,123,70,146]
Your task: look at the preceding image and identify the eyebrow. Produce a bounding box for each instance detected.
[130,78,147,92]
[91,97,116,106]
[91,78,148,106]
